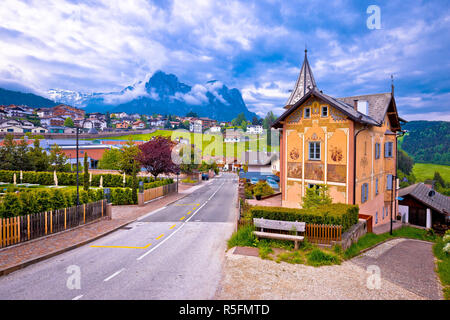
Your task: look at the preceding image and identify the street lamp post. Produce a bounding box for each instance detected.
[76,126,80,206]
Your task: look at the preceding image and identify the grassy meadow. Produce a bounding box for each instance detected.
[412,163,450,182]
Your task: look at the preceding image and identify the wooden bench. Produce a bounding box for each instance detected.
[253,218,305,249]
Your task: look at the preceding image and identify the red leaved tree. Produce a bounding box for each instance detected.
[136,136,179,178]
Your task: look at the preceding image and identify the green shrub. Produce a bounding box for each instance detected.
[250,203,359,232]
[306,248,341,266]
[0,170,150,188]
[227,225,257,249]
[0,188,109,218]
[252,181,274,197]
[144,178,173,189]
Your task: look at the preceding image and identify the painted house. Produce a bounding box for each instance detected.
[272,50,402,228]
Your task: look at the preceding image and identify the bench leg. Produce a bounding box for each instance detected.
[294,241,299,250]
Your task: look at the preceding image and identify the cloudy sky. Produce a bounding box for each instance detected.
[0,0,449,120]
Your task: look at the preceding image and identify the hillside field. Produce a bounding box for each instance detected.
[88,130,279,159]
[412,163,450,182]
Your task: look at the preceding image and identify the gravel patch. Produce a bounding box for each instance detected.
[215,248,425,300]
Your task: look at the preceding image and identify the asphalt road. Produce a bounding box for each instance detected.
[0,173,238,300]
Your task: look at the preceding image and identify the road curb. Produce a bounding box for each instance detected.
[0,191,192,278]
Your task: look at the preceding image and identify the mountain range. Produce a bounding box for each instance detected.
[47,71,257,121]
[0,71,257,121]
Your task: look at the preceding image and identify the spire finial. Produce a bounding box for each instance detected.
[391,74,394,96]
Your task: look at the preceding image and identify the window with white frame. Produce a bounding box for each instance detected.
[309,141,321,160]
[304,107,311,119]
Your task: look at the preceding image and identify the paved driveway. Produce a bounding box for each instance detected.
[351,238,442,300]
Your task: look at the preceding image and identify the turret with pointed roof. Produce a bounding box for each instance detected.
[285,49,317,107]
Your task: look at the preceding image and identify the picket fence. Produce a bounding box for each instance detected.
[0,200,107,249]
[237,218,342,245]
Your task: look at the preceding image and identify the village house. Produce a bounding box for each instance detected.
[246,125,264,135]
[398,183,449,231]
[272,50,402,228]
[52,104,85,119]
[132,120,146,130]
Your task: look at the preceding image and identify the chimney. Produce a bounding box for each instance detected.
[353,99,358,110]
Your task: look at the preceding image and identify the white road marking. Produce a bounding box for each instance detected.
[137,180,226,261]
[72,295,83,300]
[137,223,186,261]
[104,268,125,282]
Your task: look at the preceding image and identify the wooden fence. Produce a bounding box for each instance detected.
[237,218,342,245]
[139,183,177,205]
[305,224,342,244]
[0,200,107,249]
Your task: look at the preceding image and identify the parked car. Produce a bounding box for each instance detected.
[267,180,279,190]
[250,177,259,184]
[201,173,209,180]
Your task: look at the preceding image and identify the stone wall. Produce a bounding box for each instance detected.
[332,219,367,250]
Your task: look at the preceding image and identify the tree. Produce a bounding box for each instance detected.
[64,117,74,128]
[83,153,89,191]
[98,148,122,170]
[433,171,446,189]
[49,144,69,172]
[118,137,141,175]
[28,139,49,171]
[179,144,200,175]
[302,184,332,209]
[186,111,198,118]
[164,119,172,129]
[252,116,259,125]
[231,113,246,127]
[0,134,19,170]
[136,136,179,178]
[262,111,277,129]
[240,120,248,132]
[397,149,414,175]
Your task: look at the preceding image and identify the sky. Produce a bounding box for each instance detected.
[0,0,449,120]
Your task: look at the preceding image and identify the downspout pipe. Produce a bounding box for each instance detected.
[353,124,369,205]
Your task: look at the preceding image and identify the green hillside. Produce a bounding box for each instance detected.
[412,163,450,183]
[401,121,450,165]
[0,87,57,108]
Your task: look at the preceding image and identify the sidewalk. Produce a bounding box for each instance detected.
[0,182,201,276]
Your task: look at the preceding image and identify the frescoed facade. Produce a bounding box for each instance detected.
[273,50,402,227]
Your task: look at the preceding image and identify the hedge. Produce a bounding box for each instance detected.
[250,203,359,232]
[0,170,171,189]
[144,178,174,190]
[0,186,142,218]
[0,188,105,218]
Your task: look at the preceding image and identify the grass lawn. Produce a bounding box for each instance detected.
[88,130,279,159]
[412,163,450,182]
[228,224,449,298]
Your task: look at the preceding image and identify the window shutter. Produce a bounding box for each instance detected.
[361,184,364,203]
[365,183,369,202]
[375,178,378,194]
[387,174,393,190]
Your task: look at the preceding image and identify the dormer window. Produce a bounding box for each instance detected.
[321,106,328,117]
[304,107,311,119]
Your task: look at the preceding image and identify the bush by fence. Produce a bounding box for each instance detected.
[0,200,107,249]
[250,203,359,232]
[0,186,143,218]
[144,178,174,190]
[0,170,172,189]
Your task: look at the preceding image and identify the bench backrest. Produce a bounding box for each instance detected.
[253,218,305,232]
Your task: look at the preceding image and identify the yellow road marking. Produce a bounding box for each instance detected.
[91,243,152,249]
[156,234,164,240]
[180,216,186,221]
[187,211,192,215]
[170,224,176,229]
